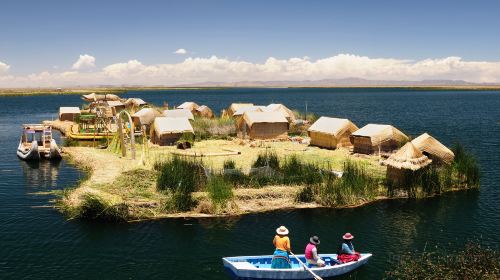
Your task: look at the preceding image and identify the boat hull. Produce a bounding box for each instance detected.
[17,140,40,161]
[223,253,372,279]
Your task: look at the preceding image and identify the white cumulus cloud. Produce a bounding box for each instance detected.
[1,53,500,87]
[72,54,96,70]
[0,61,10,74]
[174,48,188,55]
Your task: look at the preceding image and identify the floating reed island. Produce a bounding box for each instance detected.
[42,93,480,221]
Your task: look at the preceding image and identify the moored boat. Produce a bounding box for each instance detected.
[223,253,372,279]
[17,124,62,161]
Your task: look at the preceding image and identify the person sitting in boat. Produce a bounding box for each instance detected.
[271,226,292,269]
[337,232,361,263]
[305,235,325,267]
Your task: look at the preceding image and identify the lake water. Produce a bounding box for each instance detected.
[0,88,499,279]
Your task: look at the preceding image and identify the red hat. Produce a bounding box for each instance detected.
[342,233,354,240]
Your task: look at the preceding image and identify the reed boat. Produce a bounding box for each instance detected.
[223,253,372,279]
[17,124,62,160]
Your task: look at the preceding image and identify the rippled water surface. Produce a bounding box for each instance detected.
[0,88,499,279]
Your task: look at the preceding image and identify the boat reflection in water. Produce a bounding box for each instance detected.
[20,159,61,189]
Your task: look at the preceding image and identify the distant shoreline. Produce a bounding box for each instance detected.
[1,85,500,97]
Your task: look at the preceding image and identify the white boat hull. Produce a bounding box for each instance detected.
[17,140,40,161]
[223,253,372,279]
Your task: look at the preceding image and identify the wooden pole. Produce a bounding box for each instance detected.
[115,108,126,157]
[290,252,323,280]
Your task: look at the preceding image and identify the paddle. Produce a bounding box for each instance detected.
[290,251,323,280]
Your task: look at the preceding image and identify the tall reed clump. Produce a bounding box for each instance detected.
[452,143,480,187]
[206,175,233,213]
[223,159,249,187]
[73,193,129,222]
[384,242,500,280]
[249,151,281,187]
[154,156,207,211]
[281,154,323,185]
[317,161,378,206]
[192,117,236,140]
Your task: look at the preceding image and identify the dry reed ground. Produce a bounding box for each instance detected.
[61,139,385,219]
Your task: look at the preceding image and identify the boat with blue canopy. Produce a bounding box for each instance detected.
[223,253,372,279]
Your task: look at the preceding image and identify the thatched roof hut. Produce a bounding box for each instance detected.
[412,133,454,164]
[132,108,162,127]
[266,104,296,122]
[237,111,289,140]
[151,117,194,146]
[350,124,409,155]
[177,102,200,113]
[59,107,80,122]
[233,105,267,118]
[194,105,215,118]
[224,103,254,117]
[81,93,121,102]
[384,142,432,187]
[162,109,194,120]
[308,117,359,149]
[124,98,147,111]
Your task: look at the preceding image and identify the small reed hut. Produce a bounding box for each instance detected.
[411,133,455,164]
[176,102,200,114]
[59,107,81,122]
[384,142,432,187]
[81,93,121,102]
[308,117,359,149]
[151,117,194,146]
[350,124,409,155]
[162,109,194,120]
[224,103,254,118]
[124,98,147,112]
[266,103,296,123]
[131,108,162,134]
[237,111,289,140]
[232,105,267,120]
[194,105,215,118]
[105,100,125,113]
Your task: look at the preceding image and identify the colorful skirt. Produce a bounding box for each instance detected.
[271,249,291,269]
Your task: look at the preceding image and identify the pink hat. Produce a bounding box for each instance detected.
[342,233,354,240]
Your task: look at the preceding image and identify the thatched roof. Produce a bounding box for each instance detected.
[352,124,409,146]
[308,117,358,137]
[81,93,121,102]
[412,133,454,164]
[266,104,296,122]
[124,98,147,107]
[154,117,194,136]
[195,105,214,117]
[162,109,194,120]
[384,142,432,170]
[233,105,267,117]
[177,102,199,111]
[59,107,80,115]
[106,100,124,107]
[242,111,288,128]
[132,108,162,126]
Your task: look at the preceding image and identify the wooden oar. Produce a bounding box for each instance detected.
[290,252,323,280]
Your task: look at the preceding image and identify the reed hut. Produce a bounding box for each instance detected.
[59,107,81,122]
[124,98,147,112]
[237,111,289,140]
[350,124,409,155]
[308,117,359,149]
[384,142,432,186]
[194,105,215,118]
[131,108,162,134]
[176,102,200,113]
[105,100,125,113]
[411,133,454,164]
[232,105,267,119]
[266,104,296,122]
[224,103,254,117]
[151,117,194,146]
[162,109,194,120]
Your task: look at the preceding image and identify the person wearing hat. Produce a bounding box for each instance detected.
[271,226,292,269]
[337,232,361,263]
[305,236,325,267]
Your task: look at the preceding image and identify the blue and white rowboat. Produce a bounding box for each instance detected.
[222,253,372,279]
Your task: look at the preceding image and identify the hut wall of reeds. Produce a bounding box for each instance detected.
[384,142,432,186]
[411,133,454,164]
[194,105,215,118]
[350,124,409,155]
[59,107,81,122]
[151,117,194,146]
[308,117,359,149]
[237,111,289,140]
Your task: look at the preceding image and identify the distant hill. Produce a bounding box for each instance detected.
[178,78,497,88]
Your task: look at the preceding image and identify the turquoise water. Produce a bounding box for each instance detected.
[0,88,499,279]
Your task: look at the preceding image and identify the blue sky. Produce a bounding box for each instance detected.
[1,0,499,86]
